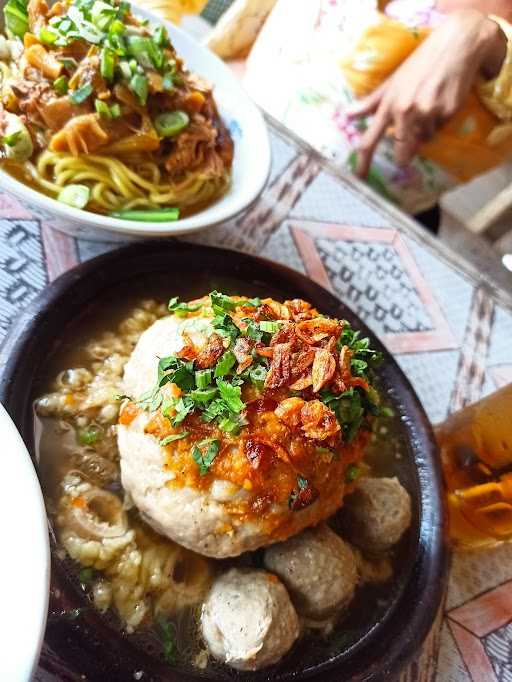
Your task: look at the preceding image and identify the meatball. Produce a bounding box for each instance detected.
[264,524,357,618]
[200,568,299,671]
[118,313,353,558]
[341,476,412,552]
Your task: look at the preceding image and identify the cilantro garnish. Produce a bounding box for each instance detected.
[210,291,238,315]
[216,379,244,413]
[156,617,177,665]
[168,296,202,318]
[160,431,189,446]
[337,323,383,372]
[192,438,220,476]
[157,356,195,391]
[170,397,194,426]
[214,350,236,378]
[212,313,240,341]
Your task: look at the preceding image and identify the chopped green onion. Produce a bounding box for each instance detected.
[106,31,126,56]
[249,365,267,391]
[39,26,58,44]
[109,208,180,222]
[69,83,93,104]
[160,431,189,446]
[109,18,125,34]
[1,131,21,147]
[100,48,115,81]
[95,98,111,117]
[118,59,132,80]
[129,72,148,105]
[94,99,121,119]
[190,387,218,403]
[91,0,116,30]
[154,110,189,138]
[127,35,152,68]
[79,567,94,584]
[4,0,28,38]
[154,24,169,47]
[156,617,177,665]
[195,369,212,390]
[259,321,281,333]
[162,72,174,91]
[380,406,395,418]
[214,351,236,378]
[59,57,78,71]
[53,75,69,95]
[58,184,90,209]
[77,424,103,445]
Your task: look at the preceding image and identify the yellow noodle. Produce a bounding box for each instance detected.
[28,150,229,212]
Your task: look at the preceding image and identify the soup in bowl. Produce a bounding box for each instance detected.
[0,242,446,680]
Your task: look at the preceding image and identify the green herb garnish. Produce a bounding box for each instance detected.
[129,72,148,105]
[156,617,177,665]
[195,369,212,389]
[214,351,236,378]
[77,424,103,445]
[160,431,189,446]
[1,131,22,147]
[210,291,237,315]
[216,379,244,413]
[79,567,94,584]
[154,110,189,138]
[259,320,281,334]
[192,438,220,476]
[69,82,93,104]
[53,75,69,95]
[168,296,202,317]
[4,0,28,38]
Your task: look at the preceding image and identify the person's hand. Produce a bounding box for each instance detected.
[347,9,507,177]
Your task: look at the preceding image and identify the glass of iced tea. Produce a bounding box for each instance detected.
[436,384,512,549]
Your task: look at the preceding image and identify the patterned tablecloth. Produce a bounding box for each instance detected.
[1,117,512,681]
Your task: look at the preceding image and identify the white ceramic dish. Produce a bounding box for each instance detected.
[0,4,271,242]
[0,403,50,681]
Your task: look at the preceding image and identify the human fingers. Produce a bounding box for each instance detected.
[355,105,391,177]
[346,82,387,120]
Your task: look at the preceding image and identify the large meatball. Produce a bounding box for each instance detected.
[118,309,361,558]
[200,568,299,671]
[341,476,412,552]
[264,524,357,618]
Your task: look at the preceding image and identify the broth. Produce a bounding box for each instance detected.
[33,290,415,678]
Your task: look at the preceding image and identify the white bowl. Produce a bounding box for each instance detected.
[0,403,50,681]
[0,6,271,241]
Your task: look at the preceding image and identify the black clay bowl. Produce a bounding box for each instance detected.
[0,240,448,682]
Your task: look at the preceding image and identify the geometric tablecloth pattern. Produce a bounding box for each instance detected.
[1,118,511,681]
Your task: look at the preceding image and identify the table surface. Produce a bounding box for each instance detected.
[1,115,511,682]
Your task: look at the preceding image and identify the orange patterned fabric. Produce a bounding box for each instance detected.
[341,12,512,182]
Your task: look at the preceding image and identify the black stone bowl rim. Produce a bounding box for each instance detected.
[0,239,449,682]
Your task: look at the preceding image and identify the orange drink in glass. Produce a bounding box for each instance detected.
[436,384,512,549]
